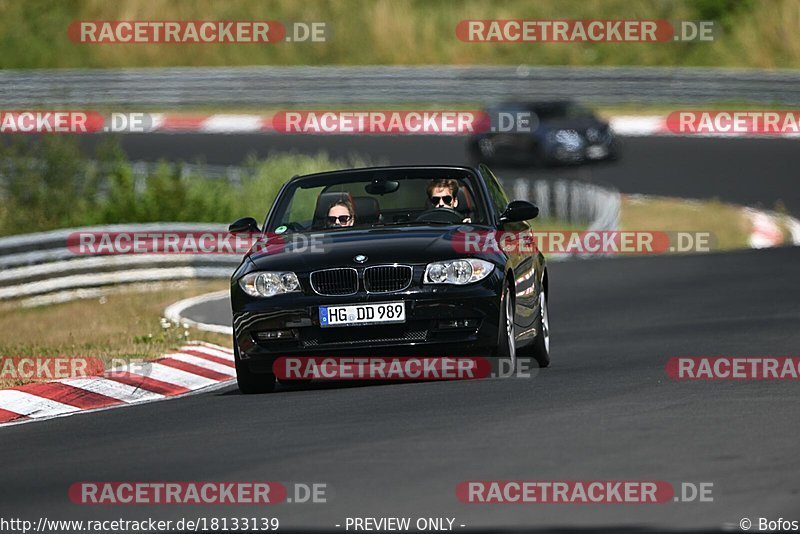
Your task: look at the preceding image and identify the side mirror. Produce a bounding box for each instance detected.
[499,200,539,224]
[228,217,260,234]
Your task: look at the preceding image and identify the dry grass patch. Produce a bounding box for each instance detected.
[620,195,751,252]
[0,280,231,388]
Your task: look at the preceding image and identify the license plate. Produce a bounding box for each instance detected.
[319,302,406,327]
[587,144,609,159]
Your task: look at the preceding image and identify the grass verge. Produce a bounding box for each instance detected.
[1,0,794,69]
[0,280,231,388]
[620,195,752,251]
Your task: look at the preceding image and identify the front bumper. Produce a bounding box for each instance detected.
[233,281,502,373]
[548,138,615,163]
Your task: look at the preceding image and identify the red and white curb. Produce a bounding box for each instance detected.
[743,208,800,249]
[0,342,234,427]
[744,208,784,249]
[608,116,671,136]
[152,114,276,133]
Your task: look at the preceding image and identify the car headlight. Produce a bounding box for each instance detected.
[547,128,580,145]
[423,259,494,285]
[238,271,300,297]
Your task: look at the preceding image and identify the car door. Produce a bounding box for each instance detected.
[479,165,540,336]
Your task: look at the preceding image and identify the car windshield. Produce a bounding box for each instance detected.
[528,102,593,120]
[267,170,489,232]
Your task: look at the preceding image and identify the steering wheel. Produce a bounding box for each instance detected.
[415,207,464,224]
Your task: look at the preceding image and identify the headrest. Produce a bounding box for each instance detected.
[314,191,354,228]
[455,187,473,216]
[352,196,380,224]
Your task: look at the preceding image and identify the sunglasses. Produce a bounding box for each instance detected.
[327,215,352,224]
[429,195,454,206]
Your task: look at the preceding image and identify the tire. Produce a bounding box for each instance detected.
[528,289,550,368]
[497,283,516,368]
[234,344,276,394]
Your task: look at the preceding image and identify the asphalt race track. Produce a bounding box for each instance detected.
[2,135,799,532]
[2,247,799,531]
[76,133,800,215]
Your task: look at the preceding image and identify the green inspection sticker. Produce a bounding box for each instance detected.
[275,225,287,234]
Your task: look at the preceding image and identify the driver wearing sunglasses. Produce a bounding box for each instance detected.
[426,178,471,222]
[427,178,459,209]
[326,199,356,228]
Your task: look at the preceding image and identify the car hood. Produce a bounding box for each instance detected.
[247,225,498,272]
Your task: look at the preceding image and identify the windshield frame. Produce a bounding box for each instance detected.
[263,167,491,232]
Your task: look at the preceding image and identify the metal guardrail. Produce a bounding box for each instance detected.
[0,223,241,302]
[0,178,619,303]
[1,66,800,107]
[506,177,620,232]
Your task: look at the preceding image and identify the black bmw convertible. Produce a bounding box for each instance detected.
[228,165,549,393]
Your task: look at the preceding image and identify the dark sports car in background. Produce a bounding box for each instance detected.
[469,100,619,166]
[228,165,549,393]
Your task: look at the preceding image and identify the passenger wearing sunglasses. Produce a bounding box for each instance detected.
[426,178,471,223]
[326,199,356,228]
